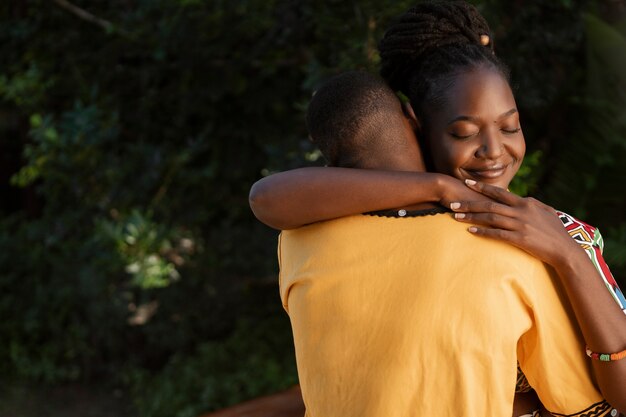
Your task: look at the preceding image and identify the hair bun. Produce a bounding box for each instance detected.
[379,1,493,92]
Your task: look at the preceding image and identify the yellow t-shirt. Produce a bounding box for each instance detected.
[278,214,612,417]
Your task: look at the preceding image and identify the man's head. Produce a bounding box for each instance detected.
[305,71,424,171]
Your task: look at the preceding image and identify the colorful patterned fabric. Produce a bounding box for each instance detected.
[550,400,615,417]
[515,363,533,393]
[518,411,542,417]
[557,211,626,314]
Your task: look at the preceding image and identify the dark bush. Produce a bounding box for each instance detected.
[0,0,624,415]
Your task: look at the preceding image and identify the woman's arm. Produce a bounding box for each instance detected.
[451,180,626,412]
[249,167,490,230]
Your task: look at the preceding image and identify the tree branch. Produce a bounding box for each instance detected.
[51,0,131,37]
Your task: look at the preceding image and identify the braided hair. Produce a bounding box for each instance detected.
[379,1,510,126]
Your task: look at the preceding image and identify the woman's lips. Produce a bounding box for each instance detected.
[465,164,508,179]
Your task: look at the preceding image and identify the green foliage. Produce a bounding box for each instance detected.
[0,212,125,382]
[127,317,297,417]
[98,210,183,289]
[605,224,626,270]
[0,0,625,415]
[508,150,543,197]
[537,11,626,284]
[0,63,54,109]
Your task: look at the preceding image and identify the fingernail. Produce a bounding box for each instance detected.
[450,202,460,210]
[468,227,478,233]
[454,213,465,219]
[465,179,477,186]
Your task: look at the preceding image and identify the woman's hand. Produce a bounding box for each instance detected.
[436,175,494,208]
[449,179,582,268]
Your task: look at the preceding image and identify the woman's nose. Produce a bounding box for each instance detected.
[475,131,504,160]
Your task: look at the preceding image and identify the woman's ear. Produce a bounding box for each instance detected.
[402,102,422,133]
[403,102,434,171]
[402,102,417,120]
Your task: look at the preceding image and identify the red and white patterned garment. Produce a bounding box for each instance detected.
[557,211,626,314]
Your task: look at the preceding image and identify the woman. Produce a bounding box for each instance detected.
[250,1,626,415]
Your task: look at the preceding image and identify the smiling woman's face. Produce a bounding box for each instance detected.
[424,66,525,189]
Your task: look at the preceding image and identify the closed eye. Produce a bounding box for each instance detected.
[502,128,521,135]
[450,132,478,140]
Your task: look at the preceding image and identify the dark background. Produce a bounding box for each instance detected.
[0,1,624,416]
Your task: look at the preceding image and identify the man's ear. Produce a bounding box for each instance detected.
[402,102,422,132]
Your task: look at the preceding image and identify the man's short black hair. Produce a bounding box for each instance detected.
[305,70,406,168]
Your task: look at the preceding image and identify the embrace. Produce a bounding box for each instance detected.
[250,1,626,416]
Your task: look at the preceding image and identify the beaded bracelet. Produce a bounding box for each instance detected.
[586,346,626,362]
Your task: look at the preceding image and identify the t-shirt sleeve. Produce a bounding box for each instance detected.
[557,211,626,314]
[516,261,617,416]
[585,228,626,314]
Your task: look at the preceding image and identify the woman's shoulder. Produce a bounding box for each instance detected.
[555,210,603,251]
[556,210,626,314]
